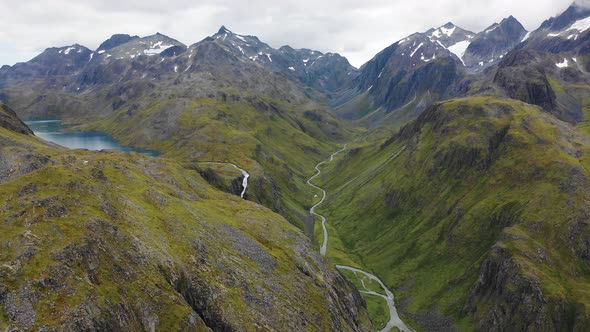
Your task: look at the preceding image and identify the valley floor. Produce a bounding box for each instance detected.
[307,145,412,332]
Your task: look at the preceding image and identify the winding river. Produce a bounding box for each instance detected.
[306,145,347,256]
[307,145,412,332]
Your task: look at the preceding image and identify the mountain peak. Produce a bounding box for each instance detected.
[97,34,139,51]
[502,15,518,24]
[498,15,526,31]
[542,1,590,31]
[144,32,174,40]
[218,25,232,34]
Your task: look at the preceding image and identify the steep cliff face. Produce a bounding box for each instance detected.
[466,246,590,332]
[0,117,372,331]
[492,49,588,124]
[0,104,32,135]
[494,51,558,113]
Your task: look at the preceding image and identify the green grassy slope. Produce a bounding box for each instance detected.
[0,120,372,331]
[316,96,590,330]
[72,93,358,235]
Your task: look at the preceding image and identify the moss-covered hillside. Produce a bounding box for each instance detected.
[315,97,590,331]
[77,93,356,237]
[0,115,372,331]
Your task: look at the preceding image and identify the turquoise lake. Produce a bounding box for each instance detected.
[25,120,159,157]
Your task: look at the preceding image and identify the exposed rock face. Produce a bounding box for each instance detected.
[463,16,528,70]
[523,2,590,53]
[342,23,472,122]
[493,50,584,123]
[210,26,359,93]
[0,103,32,135]
[97,34,139,51]
[466,246,590,332]
[494,51,557,109]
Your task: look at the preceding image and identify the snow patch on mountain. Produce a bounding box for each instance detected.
[144,41,175,55]
[521,31,532,42]
[556,58,569,68]
[410,43,424,57]
[485,25,499,34]
[570,16,590,32]
[547,16,590,38]
[447,40,471,65]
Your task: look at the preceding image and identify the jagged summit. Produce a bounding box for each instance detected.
[97,34,139,51]
[520,1,590,53]
[218,25,231,34]
[462,15,527,70]
[540,1,590,32]
[504,15,519,22]
[425,22,475,48]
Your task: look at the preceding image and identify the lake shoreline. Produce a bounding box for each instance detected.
[25,120,160,157]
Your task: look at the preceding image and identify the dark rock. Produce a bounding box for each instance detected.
[494,51,557,112]
[466,246,589,331]
[97,34,139,51]
[160,45,187,57]
[0,104,33,135]
[45,205,68,218]
[221,224,277,271]
[17,182,38,197]
[4,284,37,330]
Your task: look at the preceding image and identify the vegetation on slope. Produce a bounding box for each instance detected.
[76,92,356,236]
[0,120,372,331]
[316,96,590,331]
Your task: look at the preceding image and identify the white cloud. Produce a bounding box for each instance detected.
[0,0,575,68]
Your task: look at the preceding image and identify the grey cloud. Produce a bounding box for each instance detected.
[0,0,575,68]
[574,0,590,9]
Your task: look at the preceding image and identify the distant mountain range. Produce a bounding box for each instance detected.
[336,2,590,127]
[2,2,590,331]
[3,2,590,129]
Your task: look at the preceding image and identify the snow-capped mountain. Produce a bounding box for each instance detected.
[0,27,357,96]
[92,33,185,61]
[463,16,528,70]
[340,8,579,125]
[522,2,590,53]
[344,22,473,123]
[425,22,476,48]
[392,23,476,69]
[0,44,92,83]
[210,26,358,92]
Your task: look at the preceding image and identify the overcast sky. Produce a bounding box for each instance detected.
[0,0,578,68]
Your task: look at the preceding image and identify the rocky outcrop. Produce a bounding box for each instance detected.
[494,51,556,110]
[0,103,32,135]
[493,50,584,123]
[97,34,139,51]
[466,246,590,331]
[463,16,528,70]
